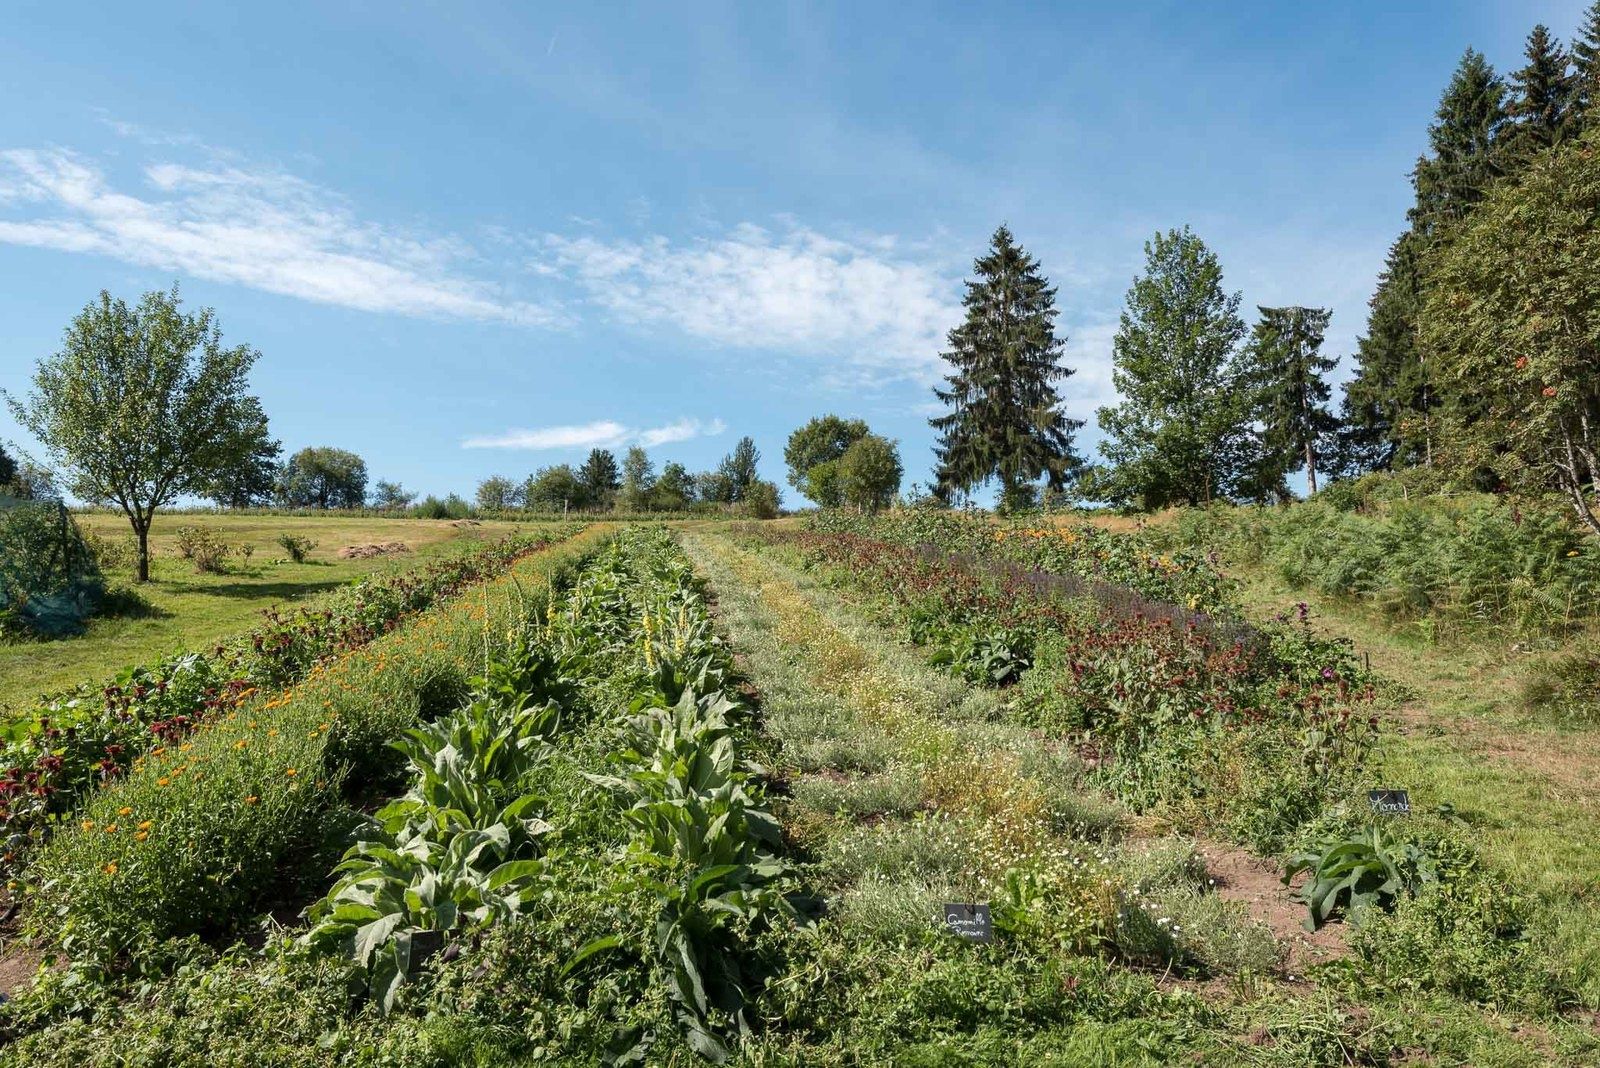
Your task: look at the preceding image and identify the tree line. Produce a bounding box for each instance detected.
[925,7,1600,532]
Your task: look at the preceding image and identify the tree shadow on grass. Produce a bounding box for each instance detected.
[99,585,172,621]
[159,579,348,602]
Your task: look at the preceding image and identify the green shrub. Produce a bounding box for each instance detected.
[0,501,103,639]
[275,532,316,563]
[1521,651,1600,726]
[1284,823,1444,930]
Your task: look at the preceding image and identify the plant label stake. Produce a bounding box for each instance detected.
[942,903,993,942]
[1367,789,1410,815]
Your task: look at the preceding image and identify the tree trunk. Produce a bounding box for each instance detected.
[1304,438,1318,496]
[133,517,151,583]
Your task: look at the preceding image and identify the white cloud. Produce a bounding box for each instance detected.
[638,417,727,447]
[540,222,960,380]
[462,417,725,451]
[0,148,557,325]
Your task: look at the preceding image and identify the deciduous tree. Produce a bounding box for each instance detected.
[1095,228,1250,508]
[5,287,268,581]
[836,434,903,512]
[277,447,368,510]
[1422,133,1600,536]
[784,415,868,506]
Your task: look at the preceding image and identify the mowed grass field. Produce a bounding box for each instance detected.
[0,512,543,719]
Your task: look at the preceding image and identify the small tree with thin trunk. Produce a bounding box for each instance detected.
[5,287,267,581]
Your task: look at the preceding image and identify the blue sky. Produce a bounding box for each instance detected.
[0,1,1588,503]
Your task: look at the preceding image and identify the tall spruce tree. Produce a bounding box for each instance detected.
[1506,25,1577,159]
[1246,306,1337,495]
[1336,232,1432,473]
[1574,2,1600,126]
[1095,227,1250,508]
[1410,49,1509,239]
[929,225,1082,510]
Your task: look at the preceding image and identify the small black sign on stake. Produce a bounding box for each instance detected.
[1368,788,1411,815]
[942,903,993,942]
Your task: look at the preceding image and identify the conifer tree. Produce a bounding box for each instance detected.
[929,225,1082,510]
[1095,227,1250,508]
[1245,306,1337,495]
[1335,232,1432,473]
[1574,2,1600,126]
[1410,49,1509,239]
[579,448,620,507]
[1506,25,1576,159]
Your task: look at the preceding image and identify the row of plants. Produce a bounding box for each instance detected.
[0,527,802,1065]
[812,507,1239,619]
[741,520,1596,1025]
[9,527,609,982]
[751,523,1374,848]
[1176,495,1600,639]
[0,525,578,876]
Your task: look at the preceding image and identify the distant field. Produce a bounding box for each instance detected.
[0,512,543,719]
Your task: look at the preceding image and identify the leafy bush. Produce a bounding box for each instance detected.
[1284,823,1443,929]
[302,638,573,1009]
[173,526,233,573]
[1521,651,1600,726]
[275,532,316,563]
[0,501,104,639]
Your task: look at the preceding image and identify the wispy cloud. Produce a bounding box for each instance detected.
[462,417,726,451]
[638,417,727,447]
[0,147,557,324]
[540,222,960,380]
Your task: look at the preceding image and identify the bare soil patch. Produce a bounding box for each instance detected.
[1195,837,1348,977]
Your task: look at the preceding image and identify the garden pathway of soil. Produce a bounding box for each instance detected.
[1193,837,1348,978]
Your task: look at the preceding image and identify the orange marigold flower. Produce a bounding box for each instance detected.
[80,819,95,832]
[102,862,117,875]
[245,795,259,805]
[117,806,132,816]
[157,777,171,787]
[104,824,117,834]
[134,831,148,842]
[233,740,248,750]
[138,820,153,831]
[284,768,298,777]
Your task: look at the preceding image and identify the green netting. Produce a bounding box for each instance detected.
[0,497,105,639]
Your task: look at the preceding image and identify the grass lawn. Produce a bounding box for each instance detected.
[1230,567,1600,905]
[0,512,544,720]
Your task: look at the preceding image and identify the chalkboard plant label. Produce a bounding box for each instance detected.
[942,902,993,942]
[1368,789,1411,815]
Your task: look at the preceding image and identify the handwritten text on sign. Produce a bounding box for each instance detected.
[942,903,993,942]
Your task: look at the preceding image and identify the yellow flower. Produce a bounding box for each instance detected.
[102,862,118,875]
[80,819,95,832]
[1567,550,1580,557]
[117,806,132,816]
[233,740,248,750]
[157,777,171,787]
[104,824,118,834]
[244,795,259,805]
[138,820,153,831]
[134,831,149,842]
[284,767,297,777]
